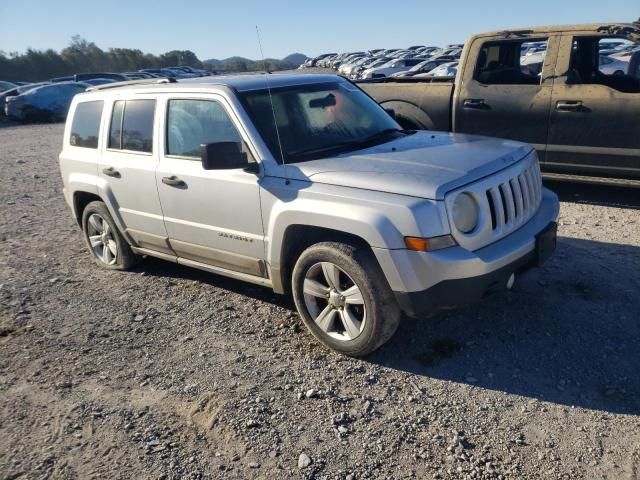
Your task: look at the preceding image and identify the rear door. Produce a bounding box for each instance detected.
[155,94,266,277]
[97,97,171,254]
[454,34,560,162]
[546,34,640,179]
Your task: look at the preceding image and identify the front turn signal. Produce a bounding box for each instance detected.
[405,235,457,252]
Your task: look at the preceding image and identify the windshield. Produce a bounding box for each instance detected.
[240,81,403,163]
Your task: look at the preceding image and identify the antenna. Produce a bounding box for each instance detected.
[256,25,289,184]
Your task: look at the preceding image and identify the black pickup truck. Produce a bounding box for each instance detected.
[359,23,640,183]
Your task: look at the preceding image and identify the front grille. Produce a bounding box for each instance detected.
[444,151,543,252]
[485,162,542,233]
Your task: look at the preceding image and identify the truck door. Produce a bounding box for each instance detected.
[155,95,267,278]
[454,35,560,163]
[546,34,640,179]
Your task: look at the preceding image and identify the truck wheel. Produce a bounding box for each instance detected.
[291,242,401,356]
[81,201,140,270]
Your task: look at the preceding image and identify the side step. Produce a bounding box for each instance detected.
[542,172,640,188]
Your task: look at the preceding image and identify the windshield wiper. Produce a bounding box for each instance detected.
[289,140,362,158]
[288,129,416,160]
[359,128,416,144]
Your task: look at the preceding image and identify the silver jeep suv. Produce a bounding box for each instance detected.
[59,74,559,356]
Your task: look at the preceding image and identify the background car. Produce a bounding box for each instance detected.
[361,58,426,79]
[5,81,90,122]
[391,59,452,78]
[413,61,459,78]
[0,80,18,93]
[599,55,629,75]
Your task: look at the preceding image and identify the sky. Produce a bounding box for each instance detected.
[1,0,638,60]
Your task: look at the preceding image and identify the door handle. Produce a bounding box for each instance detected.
[463,98,489,109]
[102,167,121,178]
[556,100,583,112]
[161,175,186,188]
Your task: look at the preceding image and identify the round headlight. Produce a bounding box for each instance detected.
[452,192,479,233]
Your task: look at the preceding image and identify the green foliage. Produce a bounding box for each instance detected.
[203,57,300,72]
[0,36,205,82]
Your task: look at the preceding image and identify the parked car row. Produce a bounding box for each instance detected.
[1,66,214,123]
[300,45,464,80]
[301,36,639,81]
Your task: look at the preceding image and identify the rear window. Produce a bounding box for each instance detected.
[70,101,103,148]
[108,99,155,153]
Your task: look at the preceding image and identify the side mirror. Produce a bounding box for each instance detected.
[384,108,396,119]
[201,142,249,170]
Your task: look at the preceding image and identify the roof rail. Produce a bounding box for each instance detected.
[86,77,177,92]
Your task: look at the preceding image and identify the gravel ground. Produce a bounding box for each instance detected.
[1,123,639,480]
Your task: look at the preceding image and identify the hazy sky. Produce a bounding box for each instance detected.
[1,0,638,60]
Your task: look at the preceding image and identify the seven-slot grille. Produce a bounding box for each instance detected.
[485,161,542,233]
[444,151,544,252]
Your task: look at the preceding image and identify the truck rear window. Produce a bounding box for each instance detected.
[70,101,104,149]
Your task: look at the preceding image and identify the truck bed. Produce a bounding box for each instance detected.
[357,77,455,132]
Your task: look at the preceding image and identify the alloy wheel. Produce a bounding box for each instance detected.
[302,262,366,341]
[86,213,118,265]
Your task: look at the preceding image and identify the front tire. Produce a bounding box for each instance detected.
[291,242,400,356]
[81,201,140,270]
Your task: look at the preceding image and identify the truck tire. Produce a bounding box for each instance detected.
[81,201,140,270]
[291,242,401,356]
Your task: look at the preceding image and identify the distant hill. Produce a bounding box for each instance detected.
[282,53,308,65]
[203,53,308,71]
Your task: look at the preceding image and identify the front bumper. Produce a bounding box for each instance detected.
[373,188,559,318]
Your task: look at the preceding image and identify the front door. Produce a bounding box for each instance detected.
[98,97,171,254]
[546,34,640,179]
[155,95,266,277]
[455,35,560,162]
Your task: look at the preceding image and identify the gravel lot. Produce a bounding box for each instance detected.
[1,123,639,479]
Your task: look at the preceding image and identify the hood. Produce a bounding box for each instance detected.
[283,131,533,200]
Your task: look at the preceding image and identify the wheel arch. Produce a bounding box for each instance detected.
[72,191,103,226]
[378,100,436,130]
[274,225,373,295]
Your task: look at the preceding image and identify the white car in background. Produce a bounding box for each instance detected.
[338,57,369,76]
[361,58,425,79]
[599,55,629,75]
[352,57,392,79]
[390,59,451,78]
[414,61,458,78]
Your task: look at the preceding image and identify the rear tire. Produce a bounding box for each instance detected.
[81,201,140,270]
[291,242,401,356]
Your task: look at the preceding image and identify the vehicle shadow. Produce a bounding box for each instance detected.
[139,257,295,310]
[544,179,640,210]
[368,236,640,415]
[136,234,639,415]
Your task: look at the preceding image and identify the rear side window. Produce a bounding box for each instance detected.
[166,99,241,157]
[70,101,103,148]
[108,99,155,153]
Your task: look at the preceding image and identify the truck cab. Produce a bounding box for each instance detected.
[361,23,640,181]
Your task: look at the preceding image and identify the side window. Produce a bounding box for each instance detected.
[122,100,155,152]
[569,36,639,93]
[475,39,548,85]
[166,99,242,158]
[70,100,103,148]
[108,99,155,153]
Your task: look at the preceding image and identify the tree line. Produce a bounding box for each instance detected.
[0,36,296,82]
[0,36,205,82]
